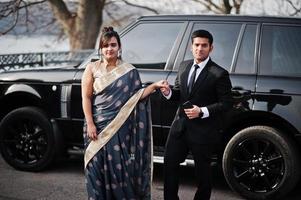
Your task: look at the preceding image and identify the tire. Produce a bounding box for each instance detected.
[0,107,58,171]
[223,126,300,200]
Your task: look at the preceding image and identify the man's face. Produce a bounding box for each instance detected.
[191,37,213,63]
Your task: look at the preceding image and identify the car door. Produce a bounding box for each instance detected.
[255,24,301,133]
[230,23,258,109]
[120,21,188,153]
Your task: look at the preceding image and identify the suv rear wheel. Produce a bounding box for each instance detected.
[0,107,58,171]
[223,126,300,200]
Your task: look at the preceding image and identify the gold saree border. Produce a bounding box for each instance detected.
[93,62,134,94]
[84,88,145,168]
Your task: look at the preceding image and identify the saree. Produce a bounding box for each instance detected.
[83,60,152,200]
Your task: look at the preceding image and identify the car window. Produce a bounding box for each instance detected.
[121,22,183,70]
[259,25,301,76]
[184,23,242,71]
[235,25,257,74]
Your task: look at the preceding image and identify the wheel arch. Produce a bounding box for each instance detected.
[224,110,300,149]
[0,90,44,120]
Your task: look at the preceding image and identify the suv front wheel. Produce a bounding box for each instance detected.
[223,126,300,200]
[0,107,58,171]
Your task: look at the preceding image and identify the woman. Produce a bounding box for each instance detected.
[81,27,166,200]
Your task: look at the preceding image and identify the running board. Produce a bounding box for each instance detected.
[67,148,216,167]
[153,156,195,166]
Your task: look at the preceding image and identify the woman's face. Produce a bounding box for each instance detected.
[101,36,120,61]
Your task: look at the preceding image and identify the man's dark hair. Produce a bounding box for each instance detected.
[191,29,213,45]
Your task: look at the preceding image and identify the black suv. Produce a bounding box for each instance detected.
[0,15,300,200]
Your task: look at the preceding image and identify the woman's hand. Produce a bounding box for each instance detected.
[87,122,98,141]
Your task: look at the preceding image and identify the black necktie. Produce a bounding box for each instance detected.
[188,64,199,94]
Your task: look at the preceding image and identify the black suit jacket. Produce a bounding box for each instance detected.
[170,59,233,144]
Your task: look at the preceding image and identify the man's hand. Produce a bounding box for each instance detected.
[159,80,170,96]
[184,105,203,119]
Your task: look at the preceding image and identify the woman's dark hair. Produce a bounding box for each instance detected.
[98,26,121,49]
[191,29,213,45]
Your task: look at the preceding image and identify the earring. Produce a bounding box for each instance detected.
[98,49,103,61]
[118,49,122,59]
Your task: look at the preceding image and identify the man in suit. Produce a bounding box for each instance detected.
[160,29,233,200]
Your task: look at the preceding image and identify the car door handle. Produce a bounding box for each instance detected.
[231,87,252,102]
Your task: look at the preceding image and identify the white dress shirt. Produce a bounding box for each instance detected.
[163,57,210,119]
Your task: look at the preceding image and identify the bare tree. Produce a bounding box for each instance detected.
[192,0,301,16]
[192,0,244,14]
[0,0,46,35]
[0,0,158,50]
[254,0,301,16]
[285,0,301,16]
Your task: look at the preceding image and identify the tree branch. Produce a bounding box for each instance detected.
[47,0,75,35]
[0,0,47,35]
[285,0,301,16]
[192,0,226,14]
[233,0,244,14]
[0,3,19,35]
[18,0,46,9]
[223,0,232,13]
[0,0,22,35]
[105,9,122,26]
[204,0,225,13]
[47,0,73,21]
[0,0,46,18]
[0,1,15,18]
[120,0,159,14]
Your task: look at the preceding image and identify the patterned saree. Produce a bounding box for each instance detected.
[83,60,152,200]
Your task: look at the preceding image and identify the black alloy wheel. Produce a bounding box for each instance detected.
[223,126,300,200]
[0,107,57,171]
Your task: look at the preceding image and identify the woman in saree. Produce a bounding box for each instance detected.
[81,26,167,200]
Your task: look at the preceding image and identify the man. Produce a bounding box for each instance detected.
[160,29,233,200]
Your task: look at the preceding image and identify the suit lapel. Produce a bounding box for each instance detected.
[180,60,193,98]
[190,59,212,96]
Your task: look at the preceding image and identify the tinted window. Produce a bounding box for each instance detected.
[260,25,301,76]
[121,23,182,69]
[184,23,241,71]
[235,25,257,74]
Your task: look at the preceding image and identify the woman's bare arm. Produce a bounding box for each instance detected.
[140,80,168,100]
[81,64,97,140]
